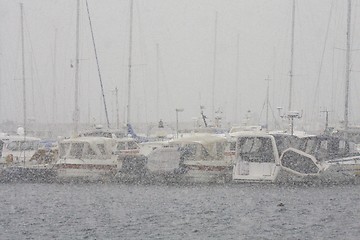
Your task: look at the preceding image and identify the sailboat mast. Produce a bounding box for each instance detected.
[115,87,119,129]
[20,4,26,134]
[265,77,271,131]
[288,0,295,112]
[156,43,159,121]
[20,3,27,164]
[344,0,351,132]
[74,0,80,135]
[53,28,57,125]
[212,11,218,121]
[126,0,134,125]
[235,33,239,123]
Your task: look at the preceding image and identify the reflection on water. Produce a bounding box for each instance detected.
[0,183,359,239]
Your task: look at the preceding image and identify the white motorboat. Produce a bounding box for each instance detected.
[0,135,58,182]
[0,135,41,166]
[278,135,360,184]
[232,132,282,183]
[115,139,179,183]
[173,134,234,183]
[54,137,117,182]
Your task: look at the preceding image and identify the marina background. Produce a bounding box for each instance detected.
[1,0,360,133]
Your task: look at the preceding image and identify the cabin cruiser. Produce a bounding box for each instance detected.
[232,132,283,183]
[115,139,180,183]
[115,133,234,184]
[278,135,360,184]
[173,134,234,183]
[232,131,360,184]
[54,137,117,182]
[0,135,41,166]
[0,135,57,182]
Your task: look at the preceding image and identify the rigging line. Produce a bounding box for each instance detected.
[311,0,334,118]
[24,9,50,125]
[85,0,110,128]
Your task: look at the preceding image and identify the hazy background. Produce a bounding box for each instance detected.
[0,0,359,132]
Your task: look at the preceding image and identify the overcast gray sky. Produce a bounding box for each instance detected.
[0,0,359,130]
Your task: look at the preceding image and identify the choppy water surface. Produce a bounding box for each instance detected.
[0,183,359,239]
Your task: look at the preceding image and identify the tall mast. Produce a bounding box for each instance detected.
[115,87,119,129]
[235,33,239,123]
[73,0,80,135]
[212,11,218,121]
[156,43,159,121]
[20,4,26,135]
[344,0,351,132]
[53,28,57,125]
[265,76,271,131]
[30,53,35,120]
[126,0,134,125]
[20,3,27,164]
[85,0,110,128]
[288,0,295,112]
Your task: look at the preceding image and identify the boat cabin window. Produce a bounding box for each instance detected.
[215,142,225,159]
[59,143,70,158]
[281,151,319,174]
[6,140,39,151]
[128,141,139,150]
[69,143,84,158]
[237,137,275,163]
[229,141,236,152]
[179,144,197,161]
[117,142,126,151]
[86,145,96,156]
[299,139,317,154]
[200,145,211,160]
[273,135,298,156]
[7,141,20,151]
[97,144,106,155]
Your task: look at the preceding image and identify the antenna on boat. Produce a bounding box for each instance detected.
[265,76,271,131]
[320,108,332,133]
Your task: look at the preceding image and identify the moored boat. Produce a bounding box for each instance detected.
[54,137,117,182]
[278,135,360,184]
[173,134,234,184]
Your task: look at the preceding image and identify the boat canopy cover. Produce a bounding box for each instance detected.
[59,137,115,159]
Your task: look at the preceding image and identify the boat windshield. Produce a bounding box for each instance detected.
[273,135,299,156]
[59,143,70,158]
[128,141,139,150]
[237,137,275,163]
[179,144,197,161]
[69,143,84,158]
[116,142,126,151]
[7,140,39,151]
[299,137,356,160]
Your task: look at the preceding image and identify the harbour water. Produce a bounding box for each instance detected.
[0,183,359,239]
